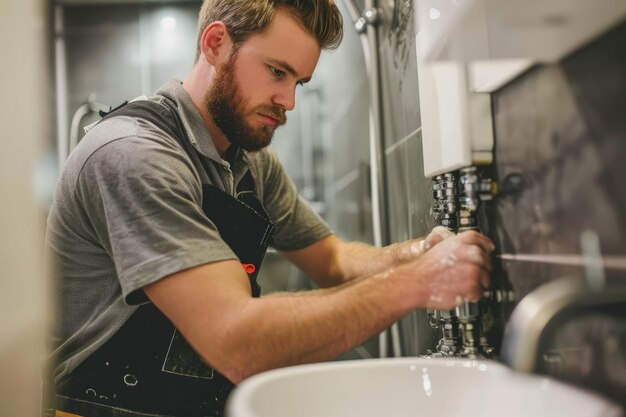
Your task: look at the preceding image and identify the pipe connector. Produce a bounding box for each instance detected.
[355,8,382,33]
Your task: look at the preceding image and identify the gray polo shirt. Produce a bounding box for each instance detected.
[45,79,331,382]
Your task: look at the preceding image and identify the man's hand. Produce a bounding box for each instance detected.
[390,226,456,263]
[398,230,494,310]
[421,226,457,252]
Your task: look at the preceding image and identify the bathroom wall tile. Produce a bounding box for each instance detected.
[378,0,421,149]
[390,132,439,357]
[382,126,431,245]
[144,4,201,91]
[406,130,437,239]
[376,1,433,358]
[385,140,411,244]
[329,84,371,182]
[334,174,374,242]
[63,4,200,143]
[65,6,143,121]
[271,108,305,190]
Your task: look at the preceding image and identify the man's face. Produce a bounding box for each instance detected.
[204,10,321,152]
[204,51,284,152]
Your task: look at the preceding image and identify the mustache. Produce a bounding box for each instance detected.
[254,105,287,125]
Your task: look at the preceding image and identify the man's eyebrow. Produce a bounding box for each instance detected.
[269,59,312,84]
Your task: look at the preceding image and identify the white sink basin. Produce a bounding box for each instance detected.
[226,358,622,417]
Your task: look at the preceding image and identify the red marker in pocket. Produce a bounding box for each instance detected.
[242,263,256,274]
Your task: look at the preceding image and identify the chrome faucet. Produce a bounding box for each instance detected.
[501,277,626,373]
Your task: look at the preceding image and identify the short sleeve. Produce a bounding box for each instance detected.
[75,134,238,304]
[250,150,332,251]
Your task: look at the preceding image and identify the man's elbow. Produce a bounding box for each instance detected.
[199,325,268,385]
[220,365,247,385]
[211,351,266,385]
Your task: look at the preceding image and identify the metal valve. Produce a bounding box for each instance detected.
[429,166,497,359]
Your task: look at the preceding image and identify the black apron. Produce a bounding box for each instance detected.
[53,99,275,417]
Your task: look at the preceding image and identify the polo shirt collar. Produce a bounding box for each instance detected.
[156,79,251,166]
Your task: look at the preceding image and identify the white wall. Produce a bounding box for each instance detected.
[0,0,49,415]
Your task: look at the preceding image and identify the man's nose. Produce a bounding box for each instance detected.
[272,84,296,111]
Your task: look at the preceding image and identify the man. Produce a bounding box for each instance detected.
[45,1,494,416]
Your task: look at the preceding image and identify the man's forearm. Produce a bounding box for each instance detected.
[281,229,453,288]
[200,265,416,384]
[331,240,422,282]
[193,229,489,383]
[147,230,492,385]
[331,227,455,284]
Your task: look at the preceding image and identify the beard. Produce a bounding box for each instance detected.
[204,52,287,153]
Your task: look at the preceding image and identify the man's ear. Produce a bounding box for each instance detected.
[199,21,233,66]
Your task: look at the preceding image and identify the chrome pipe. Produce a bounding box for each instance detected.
[342,0,394,357]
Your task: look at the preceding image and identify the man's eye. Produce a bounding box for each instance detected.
[269,66,285,77]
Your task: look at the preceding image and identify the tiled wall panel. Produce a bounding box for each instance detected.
[377,0,438,355]
[63,3,200,137]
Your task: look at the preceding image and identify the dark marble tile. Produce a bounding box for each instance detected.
[561,21,626,247]
[489,22,626,399]
[499,260,586,300]
[491,22,626,297]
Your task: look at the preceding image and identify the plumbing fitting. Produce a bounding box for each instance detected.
[458,166,495,232]
[354,7,382,33]
[432,173,458,229]
[430,166,496,358]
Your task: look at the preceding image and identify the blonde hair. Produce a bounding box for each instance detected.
[194,0,343,62]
